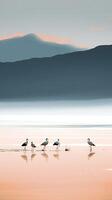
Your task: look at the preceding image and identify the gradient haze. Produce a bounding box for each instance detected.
[0,0,111,48]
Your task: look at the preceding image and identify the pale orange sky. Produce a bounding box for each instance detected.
[0,32,24,41]
[0,0,111,48]
[0,32,88,48]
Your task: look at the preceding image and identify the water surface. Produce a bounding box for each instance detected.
[0,127,112,200]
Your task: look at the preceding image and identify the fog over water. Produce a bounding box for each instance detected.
[0,99,112,126]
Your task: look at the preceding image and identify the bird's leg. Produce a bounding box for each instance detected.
[56,145,59,150]
[90,146,92,152]
[42,146,45,151]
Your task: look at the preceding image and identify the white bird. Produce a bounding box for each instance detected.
[21,139,28,150]
[87,138,95,151]
[31,142,36,149]
[53,139,60,149]
[41,138,49,150]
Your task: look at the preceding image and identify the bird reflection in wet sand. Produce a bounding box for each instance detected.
[53,151,60,160]
[31,153,36,161]
[41,151,49,161]
[88,151,95,160]
[21,152,28,163]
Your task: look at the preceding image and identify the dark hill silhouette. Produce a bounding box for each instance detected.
[0,45,112,100]
[0,33,79,62]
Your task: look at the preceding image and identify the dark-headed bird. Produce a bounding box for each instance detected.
[41,138,49,150]
[31,142,36,150]
[21,139,28,150]
[87,138,95,150]
[53,139,60,149]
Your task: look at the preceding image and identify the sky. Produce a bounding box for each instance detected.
[0,0,112,48]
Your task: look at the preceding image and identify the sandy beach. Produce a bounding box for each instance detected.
[0,127,112,200]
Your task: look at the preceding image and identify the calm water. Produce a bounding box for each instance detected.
[0,126,112,149]
[0,127,112,200]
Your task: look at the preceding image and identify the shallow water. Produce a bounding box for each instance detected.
[0,127,112,200]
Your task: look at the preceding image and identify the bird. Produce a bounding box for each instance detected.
[41,138,49,150]
[31,142,36,150]
[21,139,28,150]
[87,138,95,151]
[53,139,60,149]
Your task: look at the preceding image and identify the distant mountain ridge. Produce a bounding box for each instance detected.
[0,44,112,100]
[0,33,80,62]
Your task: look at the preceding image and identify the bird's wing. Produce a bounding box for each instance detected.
[54,141,60,145]
[21,142,26,146]
[41,141,46,145]
[90,141,95,146]
[53,142,57,145]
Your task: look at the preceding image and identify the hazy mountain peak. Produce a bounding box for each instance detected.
[22,33,41,41]
[0,33,81,62]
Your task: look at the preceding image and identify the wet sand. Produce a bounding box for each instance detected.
[0,127,112,200]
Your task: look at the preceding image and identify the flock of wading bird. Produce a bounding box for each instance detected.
[21,138,96,151]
